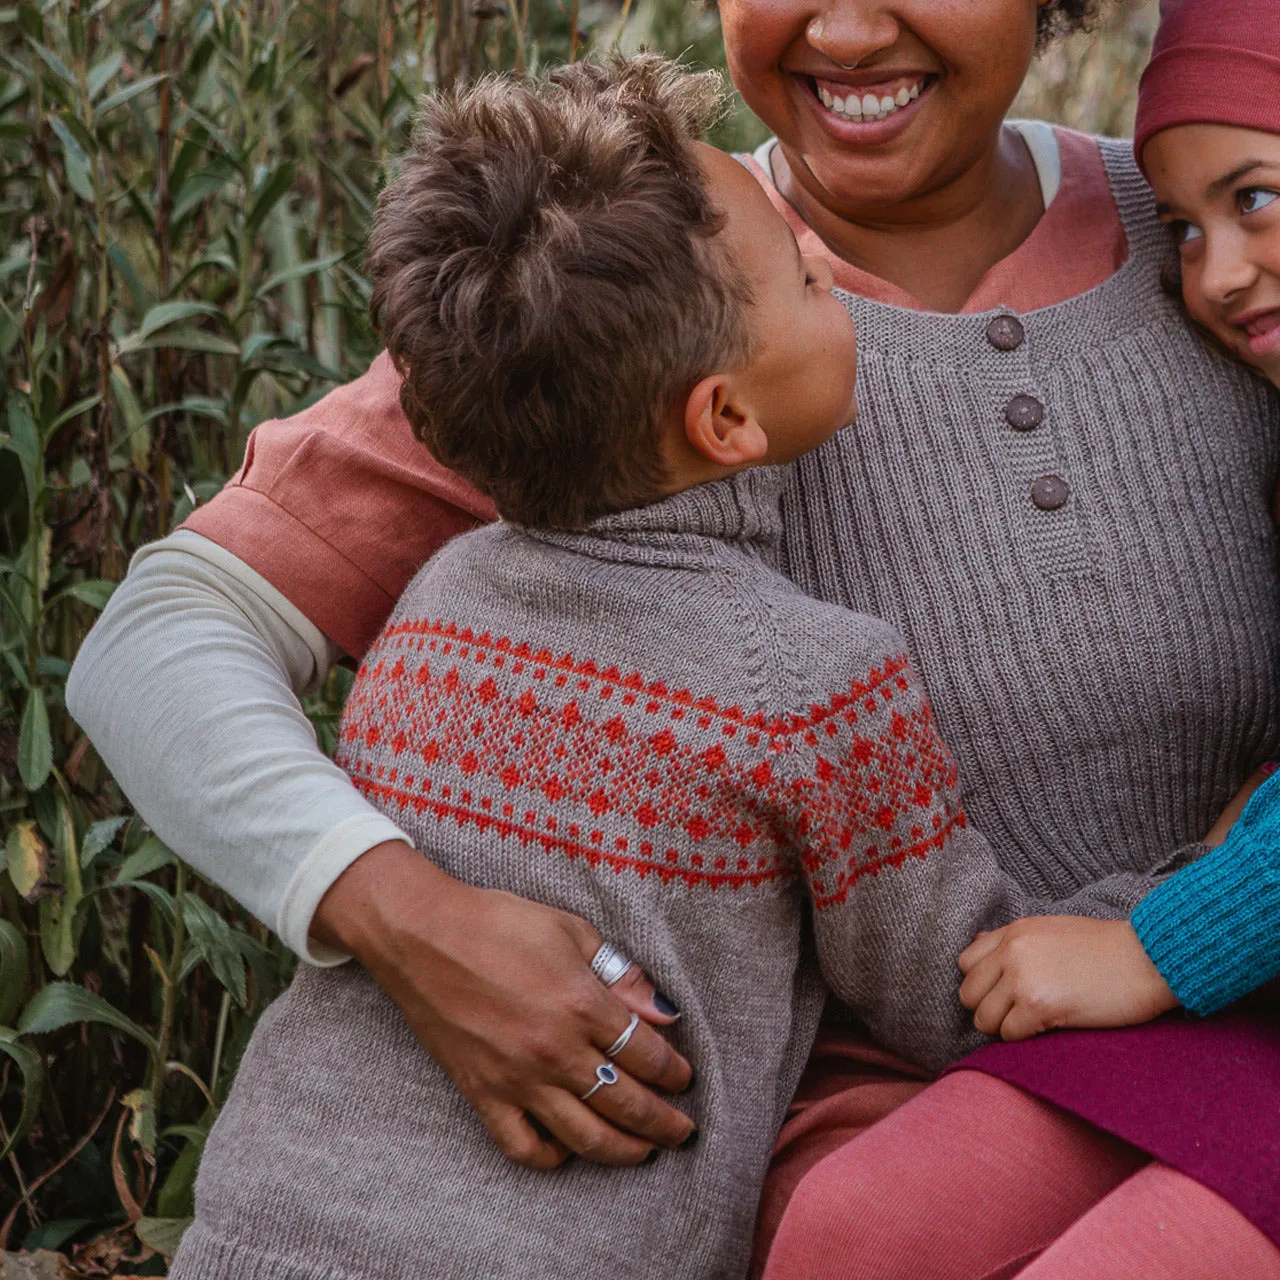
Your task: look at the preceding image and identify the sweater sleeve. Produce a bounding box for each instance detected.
[1131,772,1280,1016]
[767,632,1199,1072]
[65,531,411,964]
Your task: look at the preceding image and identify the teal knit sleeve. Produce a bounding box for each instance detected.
[1131,773,1280,1016]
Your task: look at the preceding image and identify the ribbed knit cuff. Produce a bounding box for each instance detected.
[1132,829,1280,1016]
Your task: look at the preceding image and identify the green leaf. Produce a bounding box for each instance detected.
[5,394,40,505]
[18,688,52,790]
[256,253,344,297]
[31,42,76,89]
[62,578,115,610]
[183,894,247,1007]
[81,814,127,867]
[5,822,48,900]
[245,161,295,234]
[109,362,149,468]
[48,114,95,203]
[18,982,158,1052]
[138,300,222,341]
[0,1027,44,1160]
[0,919,28,1026]
[86,49,123,100]
[134,1216,192,1259]
[95,71,166,121]
[40,795,83,976]
[47,393,101,435]
[171,161,237,224]
[116,834,174,883]
[117,327,239,358]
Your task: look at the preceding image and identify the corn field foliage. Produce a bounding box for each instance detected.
[0,0,1154,1272]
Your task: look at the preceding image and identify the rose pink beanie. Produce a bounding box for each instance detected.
[1133,0,1280,177]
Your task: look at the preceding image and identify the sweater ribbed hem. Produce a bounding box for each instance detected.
[1132,831,1280,1016]
[172,1223,359,1280]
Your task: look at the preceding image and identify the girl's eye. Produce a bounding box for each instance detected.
[1169,219,1204,246]
[1239,187,1279,216]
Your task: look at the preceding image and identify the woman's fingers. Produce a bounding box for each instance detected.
[473,1096,570,1171]
[575,1059,696,1150]
[530,1088,657,1167]
[610,962,683,1026]
[603,1013,694,1096]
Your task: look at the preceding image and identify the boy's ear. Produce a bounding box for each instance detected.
[683,373,769,469]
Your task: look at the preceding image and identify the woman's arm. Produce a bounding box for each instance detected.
[67,534,695,1165]
[67,531,407,961]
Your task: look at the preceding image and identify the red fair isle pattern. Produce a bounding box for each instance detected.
[336,619,967,907]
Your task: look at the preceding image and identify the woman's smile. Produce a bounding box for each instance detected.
[798,71,937,141]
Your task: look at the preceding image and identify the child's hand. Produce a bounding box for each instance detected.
[957,917,1179,1042]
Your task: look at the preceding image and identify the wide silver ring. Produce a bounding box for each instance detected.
[580,1061,619,1101]
[605,1012,640,1058]
[590,942,633,988]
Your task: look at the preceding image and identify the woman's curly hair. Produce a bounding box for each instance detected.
[1036,0,1106,50]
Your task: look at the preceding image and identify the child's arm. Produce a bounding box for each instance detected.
[956,917,1177,1040]
[762,603,1200,1071]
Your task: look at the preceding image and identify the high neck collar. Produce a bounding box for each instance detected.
[527,466,788,563]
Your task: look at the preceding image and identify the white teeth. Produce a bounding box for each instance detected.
[816,78,924,121]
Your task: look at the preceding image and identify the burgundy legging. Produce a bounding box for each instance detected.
[761,1072,1280,1280]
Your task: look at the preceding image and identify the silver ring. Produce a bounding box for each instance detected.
[580,1061,619,1101]
[605,1012,640,1058]
[590,943,633,988]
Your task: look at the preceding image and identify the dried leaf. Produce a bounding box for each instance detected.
[6,822,51,900]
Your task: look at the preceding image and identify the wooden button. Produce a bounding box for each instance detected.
[1005,394,1045,430]
[1031,475,1070,510]
[986,315,1025,351]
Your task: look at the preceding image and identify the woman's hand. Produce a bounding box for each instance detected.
[311,840,696,1170]
[957,917,1179,1042]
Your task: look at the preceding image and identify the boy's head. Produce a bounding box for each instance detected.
[369,55,857,528]
[1135,0,1280,381]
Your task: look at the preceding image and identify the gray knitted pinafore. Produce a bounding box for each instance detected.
[783,137,1280,902]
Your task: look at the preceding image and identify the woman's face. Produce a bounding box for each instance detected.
[1144,125,1280,385]
[719,0,1044,216]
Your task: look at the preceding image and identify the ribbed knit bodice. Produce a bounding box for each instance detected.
[781,138,1280,899]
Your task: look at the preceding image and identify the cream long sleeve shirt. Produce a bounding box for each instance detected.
[65,530,410,963]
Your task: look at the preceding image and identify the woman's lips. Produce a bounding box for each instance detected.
[793,73,935,144]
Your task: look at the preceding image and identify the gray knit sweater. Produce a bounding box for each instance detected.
[176,467,1188,1280]
[174,139,1279,1280]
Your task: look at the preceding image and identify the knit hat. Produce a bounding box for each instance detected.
[1133,0,1280,176]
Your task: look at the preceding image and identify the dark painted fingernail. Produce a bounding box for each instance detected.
[643,1148,660,1165]
[653,991,681,1018]
[679,1127,699,1149]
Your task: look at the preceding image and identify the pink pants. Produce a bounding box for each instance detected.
[761,1072,1280,1280]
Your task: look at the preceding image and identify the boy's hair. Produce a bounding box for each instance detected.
[368,54,751,529]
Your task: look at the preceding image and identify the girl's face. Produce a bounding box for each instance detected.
[1144,125,1280,384]
[718,0,1043,216]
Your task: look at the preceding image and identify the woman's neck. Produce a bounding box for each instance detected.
[772,125,1045,314]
